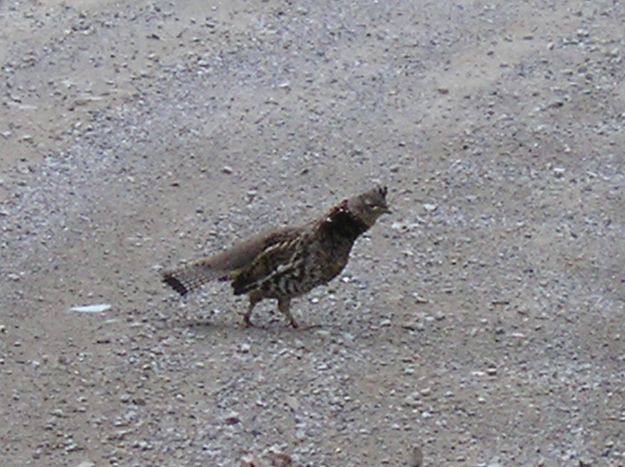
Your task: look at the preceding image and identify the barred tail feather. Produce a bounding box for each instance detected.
[162,258,228,296]
[163,273,189,295]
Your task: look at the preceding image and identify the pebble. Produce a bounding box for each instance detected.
[412,293,429,304]
[402,321,424,331]
[403,392,422,407]
[224,413,240,425]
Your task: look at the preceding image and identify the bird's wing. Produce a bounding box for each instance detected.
[210,225,303,273]
[162,225,303,295]
[231,234,305,295]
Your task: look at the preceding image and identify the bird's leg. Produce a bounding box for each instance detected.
[243,291,262,327]
[277,298,298,328]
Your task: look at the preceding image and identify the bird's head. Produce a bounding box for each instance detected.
[346,185,391,227]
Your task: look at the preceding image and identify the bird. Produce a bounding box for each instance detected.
[162,185,391,328]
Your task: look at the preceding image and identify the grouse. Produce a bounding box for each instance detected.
[162,185,391,327]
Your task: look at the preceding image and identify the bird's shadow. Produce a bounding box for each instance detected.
[177,316,325,335]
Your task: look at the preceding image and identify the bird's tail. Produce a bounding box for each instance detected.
[162,227,302,296]
[162,257,231,296]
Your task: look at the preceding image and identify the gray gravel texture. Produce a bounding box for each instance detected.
[1,0,624,466]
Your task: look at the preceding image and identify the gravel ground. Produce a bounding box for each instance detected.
[1,0,624,466]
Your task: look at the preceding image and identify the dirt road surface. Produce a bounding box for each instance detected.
[1,0,624,465]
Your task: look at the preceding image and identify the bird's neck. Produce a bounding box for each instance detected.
[322,201,369,242]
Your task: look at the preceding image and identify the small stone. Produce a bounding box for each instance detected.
[404,392,421,407]
[412,293,429,304]
[285,395,300,411]
[133,440,151,450]
[222,165,233,174]
[224,413,240,425]
[423,203,438,212]
[607,47,620,57]
[401,321,423,331]
[65,443,79,452]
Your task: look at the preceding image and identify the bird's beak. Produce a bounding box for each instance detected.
[382,207,392,215]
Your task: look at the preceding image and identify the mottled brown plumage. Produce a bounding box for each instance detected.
[162,186,390,327]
